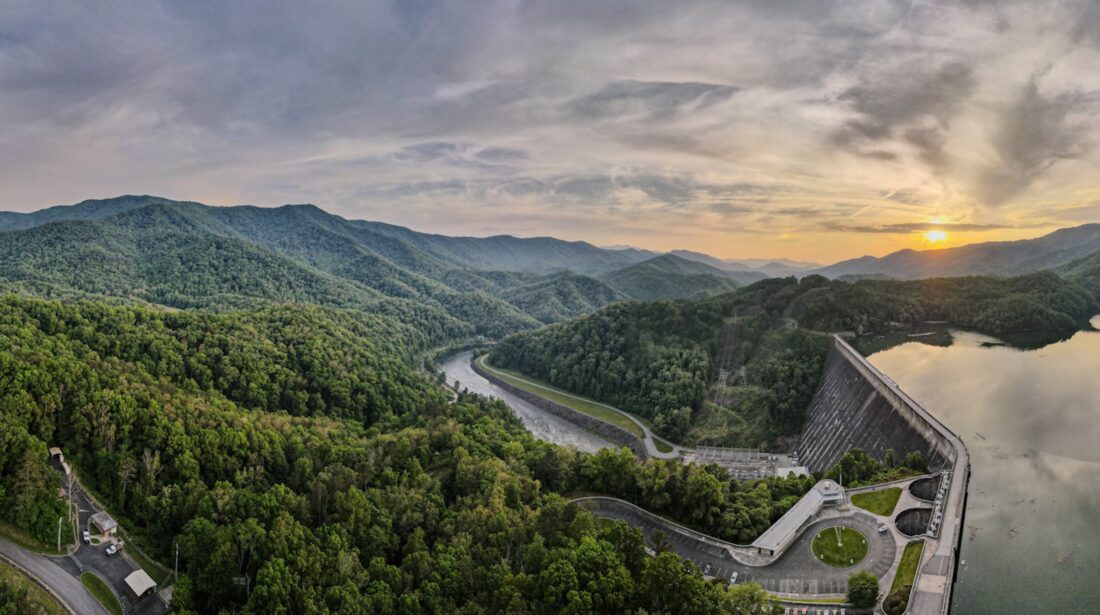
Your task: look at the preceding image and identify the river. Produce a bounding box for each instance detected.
[439,351,612,453]
[869,316,1100,614]
[443,323,1100,613]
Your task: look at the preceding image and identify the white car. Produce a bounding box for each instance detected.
[105,544,120,556]
[877,524,889,534]
[702,563,712,576]
[82,530,90,544]
[729,572,738,584]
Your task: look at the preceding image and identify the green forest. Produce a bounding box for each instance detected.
[491,273,1097,446]
[0,296,782,615]
[1,197,1098,615]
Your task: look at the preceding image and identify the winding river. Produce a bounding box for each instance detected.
[440,351,612,453]
[443,319,1100,612]
[869,316,1100,613]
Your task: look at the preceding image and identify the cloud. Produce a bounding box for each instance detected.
[822,222,1014,234]
[391,142,528,172]
[976,71,1096,205]
[831,62,975,167]
[566,80,739,120]
[1,0,1100,260]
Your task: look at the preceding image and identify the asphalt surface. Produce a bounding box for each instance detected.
[47,456,168,615]
[587,499,895,596]
[0,537,109,615]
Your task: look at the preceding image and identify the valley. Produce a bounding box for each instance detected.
[2,196,1099,615]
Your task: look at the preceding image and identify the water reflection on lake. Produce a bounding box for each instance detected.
[868,316,1100,614]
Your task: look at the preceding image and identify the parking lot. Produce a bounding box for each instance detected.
[48,456,167,615]
[586,498,895,600]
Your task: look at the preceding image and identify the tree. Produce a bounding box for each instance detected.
[847,570,880,608]
[648,529,672,554]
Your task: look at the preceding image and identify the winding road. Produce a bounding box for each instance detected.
[0,538,109,615]
[575,496,896,598]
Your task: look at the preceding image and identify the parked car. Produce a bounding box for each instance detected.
[105,544,120,556]
[877,524,889,534]
[729,572,738,585]
[82,530,90,544]
[702,563,712,576]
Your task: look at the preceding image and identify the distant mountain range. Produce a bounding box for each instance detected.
[668,249,821,276]
[2,196,1097,339]
[0,196,765,337]
[810,224,1100,280]
[598,254,765,300]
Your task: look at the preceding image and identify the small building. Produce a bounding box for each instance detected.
[750,479,844,557]
[124,569,157,600]
[48,447,64,462]
[90,511,118,537]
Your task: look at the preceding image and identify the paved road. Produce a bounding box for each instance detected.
[0,537,109,615]
[471,354,687,459]
[582,498,894,597]
[49,457,168,615]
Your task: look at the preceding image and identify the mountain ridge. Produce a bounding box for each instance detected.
[810,224,1100,279]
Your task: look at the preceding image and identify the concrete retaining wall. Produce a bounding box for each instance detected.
[472,358,650,460]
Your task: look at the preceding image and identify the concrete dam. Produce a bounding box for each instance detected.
[799,336,969,615]
[798,336,955,473]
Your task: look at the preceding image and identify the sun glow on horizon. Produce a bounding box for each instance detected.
[923,229,948,244]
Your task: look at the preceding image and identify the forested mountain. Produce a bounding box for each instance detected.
[0,296,780,614]
[0,195,778,339]
[669,250,820,276]
[0,197,658,338]
[1056,249,1100,299]
[500,272,627,324]
[0,195,654,275]
[491,273,1096,447]
[810,224,1100,280]
[598,254,763,300]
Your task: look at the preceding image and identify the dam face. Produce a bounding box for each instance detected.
[798,338,952,473]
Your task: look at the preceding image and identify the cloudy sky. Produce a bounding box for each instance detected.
[3,0,1100,261]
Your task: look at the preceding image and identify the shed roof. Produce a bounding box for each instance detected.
[124,569,156,597]
[90,511,118,532]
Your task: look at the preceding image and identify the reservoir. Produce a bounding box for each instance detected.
[869,316,1100,614]
[443,317,1100,613]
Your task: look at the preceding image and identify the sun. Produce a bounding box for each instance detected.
[923,229,947,244]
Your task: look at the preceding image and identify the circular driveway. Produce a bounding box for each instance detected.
[588,499,895,596]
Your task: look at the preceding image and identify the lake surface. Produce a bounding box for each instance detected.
[444,326,1100,613]
[869,316,1100,614]
[440,351,612,453]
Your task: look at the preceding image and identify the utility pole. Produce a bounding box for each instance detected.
[175,542,179,581]
[57,517,62,552]
[67,472,76,546]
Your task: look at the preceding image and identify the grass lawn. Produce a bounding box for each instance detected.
[890,540,925,593]
[811,527,868,568]
[0,561,69,615]
[653,438,673,453]
[0,520,68,556]
[477,356,647,439]
[850,487,903,516]
[80,572,123,615]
